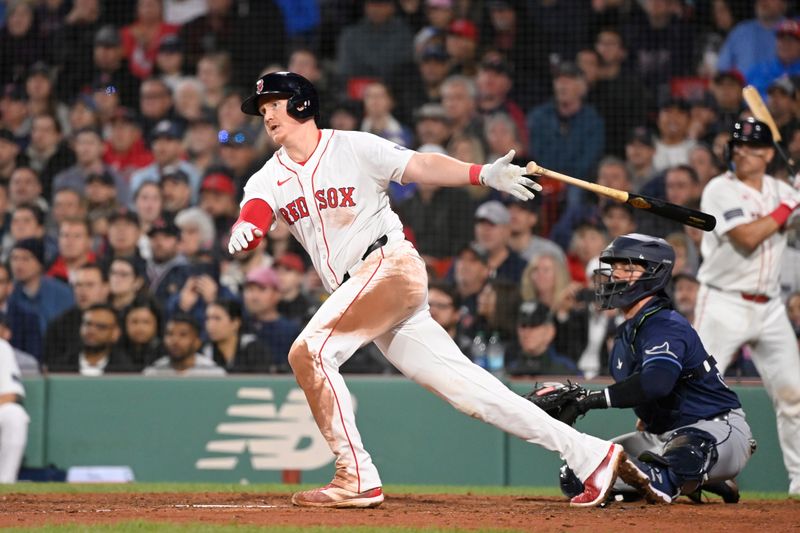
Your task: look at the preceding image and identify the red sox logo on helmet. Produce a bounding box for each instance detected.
[742,122,753,136]
[256,79,264,94]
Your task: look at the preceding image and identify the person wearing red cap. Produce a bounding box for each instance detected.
[274,253,313,324]
[745,18,800,96]
[445,18,478,76]
[199,170,238,255]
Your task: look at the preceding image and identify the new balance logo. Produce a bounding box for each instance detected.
[196,387,348,471]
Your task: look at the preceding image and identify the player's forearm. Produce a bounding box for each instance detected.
[727,216,782,255]
[402,152,481,187]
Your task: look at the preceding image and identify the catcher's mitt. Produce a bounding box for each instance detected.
[522,381,589,426]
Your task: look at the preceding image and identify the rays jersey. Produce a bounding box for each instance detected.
[610,297,740,434]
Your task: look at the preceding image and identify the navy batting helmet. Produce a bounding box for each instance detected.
[726,117,774,165]
[593,233,675,309]
[241,71,319,122]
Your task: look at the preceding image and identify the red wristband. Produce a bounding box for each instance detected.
[469,164,482,186]
[769,203,793,227]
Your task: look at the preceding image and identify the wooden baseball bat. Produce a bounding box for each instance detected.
[524,161,716,232]
[742,84,799,175]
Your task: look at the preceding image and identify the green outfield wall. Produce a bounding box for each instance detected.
[20,376,788,492]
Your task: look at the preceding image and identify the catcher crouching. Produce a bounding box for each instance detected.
[525,234,755,504]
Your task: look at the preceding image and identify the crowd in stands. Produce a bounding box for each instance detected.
[1,0,799,379]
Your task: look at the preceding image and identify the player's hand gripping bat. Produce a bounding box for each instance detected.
[524,161,716,231]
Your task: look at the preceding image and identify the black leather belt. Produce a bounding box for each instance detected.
[342,235,388,283]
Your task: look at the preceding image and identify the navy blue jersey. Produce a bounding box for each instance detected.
[609,297,741,433]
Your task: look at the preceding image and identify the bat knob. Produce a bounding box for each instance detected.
[525,161,541,175]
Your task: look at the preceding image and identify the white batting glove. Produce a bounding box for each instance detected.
[228,221,263,254]
[480,150,543,201]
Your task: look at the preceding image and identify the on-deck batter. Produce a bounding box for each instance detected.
[694,117,800,494]
[228,71,659,508]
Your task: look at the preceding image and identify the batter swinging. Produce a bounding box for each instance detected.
[228,72,658,508]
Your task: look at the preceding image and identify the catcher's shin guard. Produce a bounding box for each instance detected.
[640,427,719,496]
[559,464,584,499]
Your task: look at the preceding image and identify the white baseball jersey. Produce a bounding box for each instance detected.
[0,339,24,398]
[241,129,411,293]
[698,171,800,297]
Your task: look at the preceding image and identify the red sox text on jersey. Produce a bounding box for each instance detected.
[279,187,357,225]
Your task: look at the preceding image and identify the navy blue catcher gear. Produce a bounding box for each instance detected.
[594,233,675,309]
[241,71,320,121]
[559,464,584,499]
[639,427,719,496]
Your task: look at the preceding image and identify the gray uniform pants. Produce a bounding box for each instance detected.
[613,409,754,489]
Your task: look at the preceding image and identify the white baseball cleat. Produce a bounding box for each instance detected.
[291,483,384,508]
[570,443,625,507]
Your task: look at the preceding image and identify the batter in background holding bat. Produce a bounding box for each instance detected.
[541,234,754,504]
[694,117,800,495]
[228,71,661,509]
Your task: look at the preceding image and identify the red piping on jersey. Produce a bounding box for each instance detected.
[309,131,338,285]
[295,130,322,166]
[276,152,300,182]
[316,251,384,493]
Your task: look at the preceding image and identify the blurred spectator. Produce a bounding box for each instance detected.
[767,76,800,144]
[138,78,181,143]
[688,143,724,188]
[688,93,720,144]
[218,127,262,196]
[717,0,788,75]
[160,167,193,217]
[622,0,694,97]
[130,119,200,199]
[219,236,274,297]
[447,133,485,166]
[143,313,226,376]
[584,31,650,158]
[104,107,154,182]
[133,183,162,236]
[476,57,528,153]
[46,217,95,283]
[505,301,580,377]
[199,171,237,255]
[84,170,122,216]
[179,0,285,89]
[0,311,39,375]
[146,216,187,302]
[747,19,800,96]
[67,95,101,133]
[391,43,450,124]
[638,165,701,238]
[0,85,30,145]
[275,253,313,325]
[427,281,471,353]
[202,298,273,373]
[696,0,743,78]
[25,114,75,200]
[216,90,248,134]
[453,242,491,320]
[120,297,163,368]
[0,262,39,361]
[653,98,696,173]
[8,237,74,343]
[168,251,231,334]
[551,157,631,251]
[566,223,608,285]
[527,62,604,210]
[9,167,46,211]
[0,1,46,86]
[601,203,638,241]
[672,272,700,323]
[440,75,483,141]
[196,52,230,111]
[0,184,9,252]
[7,203,57,266]
[360,81,412,147]
[43,263,109,368]
[106,208,142,259]
[665,231,700,277]
[120,0,179,80]
[50,302,135,375]
[483,111,524,167]
[53,128,130,205]
[242,266,298,370]
[0,128,25,182]
[185,114,221,177]
[24,63,69,134]
[710,69,746,135]
[445,18,479,77]
[413,103,451,148]
[472,201,527,283]
[337,0,413,92]
[475,278,521,343]
[53,0,104,100]
[173,78,206,123]
[507,198,563,264]
[89,25,141,110]
[49,187,87,239]
[175,207,215,261]
[397,158,473,267]
[327,99,362,132]
[154,34,188,93]
[108,255,149,316]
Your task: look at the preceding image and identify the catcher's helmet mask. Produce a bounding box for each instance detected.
[594,233,675,309]
[241,71,320,122]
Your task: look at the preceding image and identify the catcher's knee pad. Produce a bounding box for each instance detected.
[559,464,583,499]
[641,427,719,495]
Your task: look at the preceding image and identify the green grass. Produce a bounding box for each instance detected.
[4,523,523,533]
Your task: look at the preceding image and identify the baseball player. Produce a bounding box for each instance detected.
[0,337,28,483]
[228,71,659,509]
[694,117,800,495]
[555,234,753,504]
